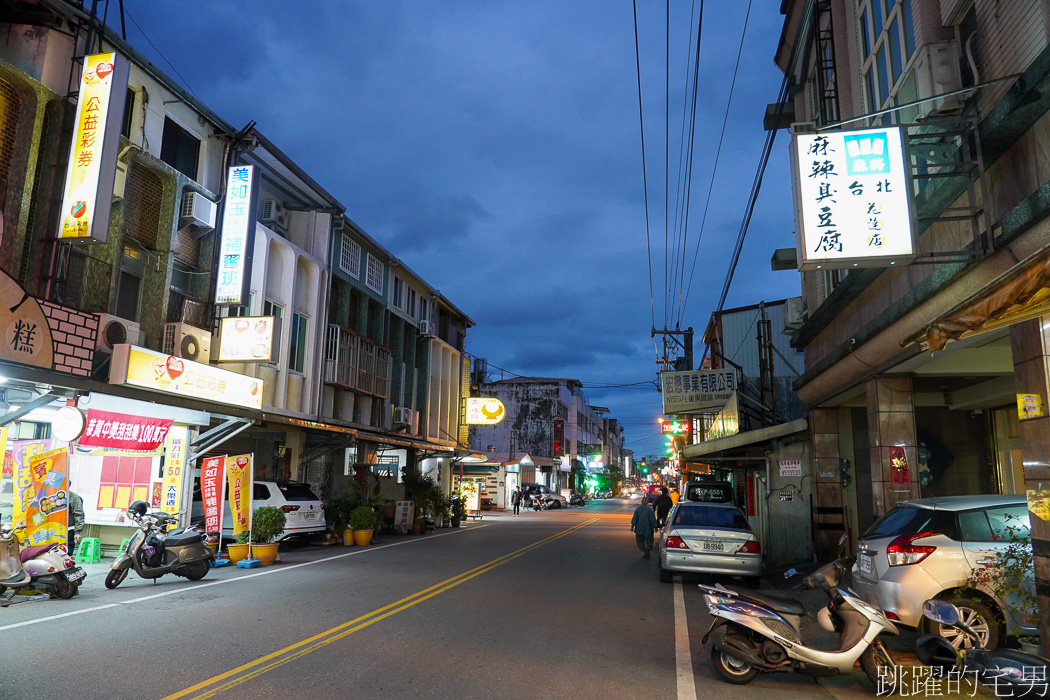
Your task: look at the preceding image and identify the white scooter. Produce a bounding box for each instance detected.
[0,522,86,599]
[699,534,898,688]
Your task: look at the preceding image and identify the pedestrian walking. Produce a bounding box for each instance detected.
[511,487,522,516]
[654,487,673,528]
[630,498,658,559]
[67,490,85,555]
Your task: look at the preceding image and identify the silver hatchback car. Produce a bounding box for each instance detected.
[656,500,762,586]
[851,494,1034,649]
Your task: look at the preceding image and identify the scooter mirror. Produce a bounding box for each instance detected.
[922,599,960,626]
[784,568,797,578]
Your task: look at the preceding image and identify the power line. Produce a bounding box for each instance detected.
[632,0,657,332]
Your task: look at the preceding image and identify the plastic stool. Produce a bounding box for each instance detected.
[76,538,101,564]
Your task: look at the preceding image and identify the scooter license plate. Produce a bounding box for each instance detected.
[703,541,724,551]
[859,554,872,574]
[67,567,86,583]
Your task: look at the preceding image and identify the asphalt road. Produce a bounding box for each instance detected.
[0,499,903,700]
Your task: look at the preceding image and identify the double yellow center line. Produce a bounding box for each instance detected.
[165,517,599,699]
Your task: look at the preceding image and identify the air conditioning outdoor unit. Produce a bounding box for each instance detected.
[178,192,217,237]
[95,314,142,353]
[418,320,434,337]
[163,322,212,363]
[913,41,965,118]
[783,296,805,332]
[393,407,413,425]
[260,199,288,232]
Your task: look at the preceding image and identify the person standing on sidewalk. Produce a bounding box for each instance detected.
[67,490,85,555]
[630,498,658,559]
[653,487,673,528]
[511,487,522,516]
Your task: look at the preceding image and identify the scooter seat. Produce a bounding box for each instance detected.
[731,589,807,616]
[163,531,203,547]
[19,543,57,563]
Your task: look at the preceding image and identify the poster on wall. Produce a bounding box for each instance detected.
[10,439,54,525]
[889,446,912,485]
[21,449,69,547]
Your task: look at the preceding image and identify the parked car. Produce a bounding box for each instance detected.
[656,500,762,586]
[191,480,326,542]
[851,494,1034,650]
[521,483,567,508]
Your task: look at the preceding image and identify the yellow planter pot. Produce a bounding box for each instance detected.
[352,530,373,546]
[343,529,355,545]
[226,543,249,563]
[253,543,279,565]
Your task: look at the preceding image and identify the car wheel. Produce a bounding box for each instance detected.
[659,564,672,583]
[929,595,1000,650]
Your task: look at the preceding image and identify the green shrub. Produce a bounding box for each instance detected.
[251,506,287,543]
[349,505,377,530]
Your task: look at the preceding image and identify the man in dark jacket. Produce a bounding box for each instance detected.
[630,498,658,559]
[67,490,85,554]
[653,487,674,528]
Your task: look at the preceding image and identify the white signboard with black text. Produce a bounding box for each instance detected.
[660,368,737,414]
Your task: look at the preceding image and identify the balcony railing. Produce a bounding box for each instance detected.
[324,324,391,399]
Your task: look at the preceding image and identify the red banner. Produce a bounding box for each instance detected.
[79,409,173,451]
[889,446,912,485]
[201,456,226,535]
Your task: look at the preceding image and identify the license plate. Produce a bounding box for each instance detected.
[859,553,872,574]
[67,567,86,583]
[303,512,317,519]
[703,541,725,551]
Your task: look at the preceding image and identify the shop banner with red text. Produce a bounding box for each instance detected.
[23,449,69,547]
[161,426,189,517]
[226,454,252,539]
[80,409,173,451]
[200,456,225,535]
[11,439,53,525]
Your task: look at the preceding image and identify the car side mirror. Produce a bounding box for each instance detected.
[922,599,959,626]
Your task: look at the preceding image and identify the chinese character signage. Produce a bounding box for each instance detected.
[10,440,53,525]
[553,418,564,455]
[218,316,280,362]
[660,368,737,413]
[79,409,173,451]
[791,126,916,271]
[226,454,252,539]
[1017,393,1044,420]
[109,344,263,409]
[58,53,129,245]
[464,397,506,425]
[889,446,912,485]
[215,165,259,305]
[162,426,189,517]
[661,420,692,435]
[22,449,69,548]
[200,456,225,535]
[779,460,802,477]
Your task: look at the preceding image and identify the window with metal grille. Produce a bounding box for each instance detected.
[123,163,162,247]
[365,254,383,294]
[340,233,361,278]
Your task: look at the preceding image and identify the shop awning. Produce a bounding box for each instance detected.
[906,241,1050,352]
[681,418,808,459]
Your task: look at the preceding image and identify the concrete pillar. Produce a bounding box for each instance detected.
[810,408,843,560]
[866,376,920,516]
[1010,318,1050,656]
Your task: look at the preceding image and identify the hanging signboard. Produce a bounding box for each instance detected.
[79,409,173,451]
[58,53,129,245]
[162,426,189,517]
[660,368,737,413]
[215,165,260,306]
[464,397,506,424]
[108,344,263,409]
[217,315,281,362]
[791,126,917,271]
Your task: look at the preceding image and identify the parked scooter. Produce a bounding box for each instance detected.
[0,522,85,599]
[699,534,898,688]
[916,599,1048,693]
[104,501,212,589]
[569,492,586,506]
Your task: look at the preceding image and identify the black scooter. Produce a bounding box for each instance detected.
[105,501,212,589]
[569,493,586,506]
[916,599,1048,695]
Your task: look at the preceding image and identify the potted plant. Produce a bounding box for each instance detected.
[250,505,287,565]
[450,488,467,527]
[958,515,1039,651]
[227,531,250,563]
[326,490,362,546]
[349,506,377,546]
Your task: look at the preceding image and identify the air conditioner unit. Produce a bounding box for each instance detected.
[392,407,411,425]
[95,313,142,353]
[783,296,805,332]
[418,320,434,337]
[913,41,965,118]
[163,322,212,363]
[260,199,288,232]
[178,192,217,238]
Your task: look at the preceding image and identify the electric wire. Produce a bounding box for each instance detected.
[633,0,657,332]
[123,6,203,103]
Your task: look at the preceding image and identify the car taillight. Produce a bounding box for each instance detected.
[886,531,938,566]
[738,539,761,554]
[281,505,300,513]
[665,535,689,550]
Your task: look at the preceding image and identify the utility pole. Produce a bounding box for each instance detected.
[652,327,694,374]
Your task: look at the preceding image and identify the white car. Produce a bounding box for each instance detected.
[191,480,326,542]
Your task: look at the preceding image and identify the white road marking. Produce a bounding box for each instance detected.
[0,526,487,631]
[674,579,697,700]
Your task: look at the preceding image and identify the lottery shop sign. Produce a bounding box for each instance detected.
[790,126,916,271]
[79,409,173,451]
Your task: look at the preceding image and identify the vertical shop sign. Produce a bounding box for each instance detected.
[58,53,129,244]
[215,165,259,305]
[889,446,912,485]
[11,439,53,524]
[200,456,226,535]
[226,454,253,539]
[162,427,189,517]
[746,475,756,517]
[553,418,564,455]
[23,449,69,547]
